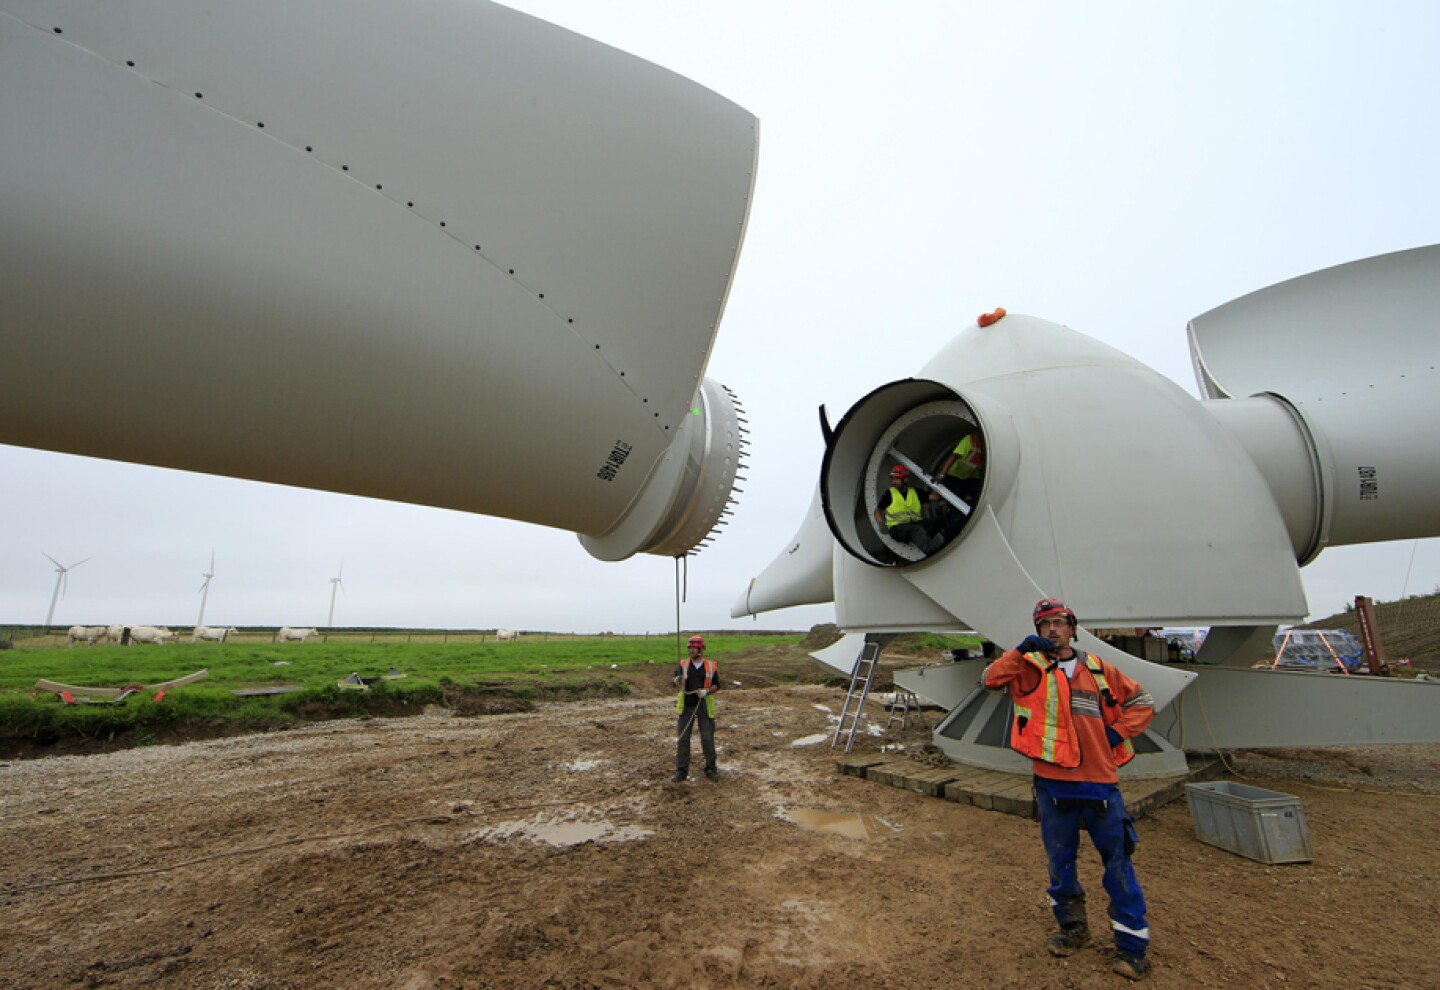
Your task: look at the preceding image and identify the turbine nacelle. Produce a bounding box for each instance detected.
[821,313,1305,629]
[737,247,1440,714]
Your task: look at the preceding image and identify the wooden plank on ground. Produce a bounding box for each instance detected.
[1122,759,1223,821]
[835,755,888,778]
[905,759,1226,821]
[863,762,961,797]
[864,762,911,789]
[940,765,1008,806]
[991,776,1036,818]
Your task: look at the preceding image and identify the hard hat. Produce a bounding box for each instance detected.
[1033,597,1076,627]
[688,634,705,649]
[889,464,910,479]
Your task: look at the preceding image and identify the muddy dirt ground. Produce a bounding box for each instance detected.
[2,655,1438,989]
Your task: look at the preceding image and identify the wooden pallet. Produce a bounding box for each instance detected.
[836,755,1223,820]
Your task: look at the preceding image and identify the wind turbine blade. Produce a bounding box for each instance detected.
[43,552,62,569]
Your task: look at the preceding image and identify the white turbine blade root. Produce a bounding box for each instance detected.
[904,507,1196,711]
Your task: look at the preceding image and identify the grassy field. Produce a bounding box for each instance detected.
[1,627,717,650]
[0,632,813,757]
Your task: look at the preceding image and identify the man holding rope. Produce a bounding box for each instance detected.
[673,634,720,782]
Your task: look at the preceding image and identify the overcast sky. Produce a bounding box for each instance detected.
[4,1,1438,635]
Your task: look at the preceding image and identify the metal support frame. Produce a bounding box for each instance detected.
[895,658,1440,777]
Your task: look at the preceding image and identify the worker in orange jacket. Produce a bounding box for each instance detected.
[983,598,1156,981]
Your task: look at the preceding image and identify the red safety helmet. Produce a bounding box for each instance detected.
[889,464,910,480]
[1033,597,1076,628]
[688,635,705,650]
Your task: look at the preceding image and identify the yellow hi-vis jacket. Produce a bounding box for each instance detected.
[1009,651,1136,769]
[947,433,983,479]
[883,486,923,528]
[677,657,717,717]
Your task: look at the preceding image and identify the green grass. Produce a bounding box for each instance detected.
[0,634,799,692]
[0,634,806,755]
[884,632,984,654]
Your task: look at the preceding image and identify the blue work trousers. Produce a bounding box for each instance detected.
[1035,779,1149,956]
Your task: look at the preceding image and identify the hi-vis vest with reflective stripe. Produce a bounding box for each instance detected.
[677,657,717,716]
[883,486,923,527]
[1009,652,1135,768]
[947,433,983,480]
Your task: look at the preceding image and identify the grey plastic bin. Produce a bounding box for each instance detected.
[1184,781,1312,864]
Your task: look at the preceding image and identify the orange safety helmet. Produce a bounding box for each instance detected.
[889,464,910,480]
[1033,597,1076,629]
[687,634,705,650]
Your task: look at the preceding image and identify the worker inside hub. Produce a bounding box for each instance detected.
[872,425,985,558]
[874,463,943,554]
[932,424,983,540]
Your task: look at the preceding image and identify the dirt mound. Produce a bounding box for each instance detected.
[802,623,842,650]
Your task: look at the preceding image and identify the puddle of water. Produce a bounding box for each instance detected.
[563,758,604,772]
[790,733,830,748]
[471,814,651,847]
[784,807,897,841]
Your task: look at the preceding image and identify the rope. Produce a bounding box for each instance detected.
[1318,630,1351,676]
[1188,668,1440,798]
[674,691,707,743]
[1192,675,1243,777]
[673,554,686,669]
[670,553,707,744]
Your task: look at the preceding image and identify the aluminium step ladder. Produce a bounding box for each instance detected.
[886,687,924,732]
[832,640,882,753]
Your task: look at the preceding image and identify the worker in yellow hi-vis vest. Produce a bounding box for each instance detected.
[672,634,720,782]
[873,464,942,554]
[935,429,984,539]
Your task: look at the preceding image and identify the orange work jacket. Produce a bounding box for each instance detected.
[1009,651,1136,768]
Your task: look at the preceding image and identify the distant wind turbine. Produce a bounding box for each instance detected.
[42,553,87,630]
[326,562,346,628]
[196,551,215,629]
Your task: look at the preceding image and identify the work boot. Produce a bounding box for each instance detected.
[671,770,687,782]
[1112,950,1147,980]
[705,767,719,782]
[1044,922,1091,957]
